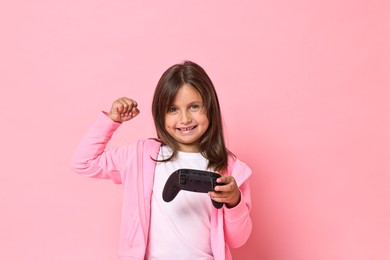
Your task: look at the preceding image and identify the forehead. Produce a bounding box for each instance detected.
[171,84,203,105]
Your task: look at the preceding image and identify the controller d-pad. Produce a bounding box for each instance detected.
[179,173,186,185]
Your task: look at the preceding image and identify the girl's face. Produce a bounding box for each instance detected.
[164,84,209,152]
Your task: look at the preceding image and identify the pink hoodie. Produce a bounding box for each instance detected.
[70,113,252,260]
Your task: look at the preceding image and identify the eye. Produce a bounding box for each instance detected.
[167,106,178,113]
[189,104,201,111]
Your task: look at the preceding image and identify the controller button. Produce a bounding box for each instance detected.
[179,174,186,185]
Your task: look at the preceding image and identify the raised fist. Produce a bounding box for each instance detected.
[108,97,140,123]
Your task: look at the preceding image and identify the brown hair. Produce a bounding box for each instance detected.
[151,60,233,172]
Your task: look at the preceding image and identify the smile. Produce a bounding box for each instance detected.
[177,126,196,131]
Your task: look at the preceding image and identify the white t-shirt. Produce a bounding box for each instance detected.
[146,146,214,260]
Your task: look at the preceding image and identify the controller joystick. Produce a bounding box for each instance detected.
[162,168,224,209]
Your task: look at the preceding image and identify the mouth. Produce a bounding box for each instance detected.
[177,126,197,132]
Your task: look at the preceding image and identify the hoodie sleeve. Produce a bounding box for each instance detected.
[69,112,136,184]
[223,160,252,248]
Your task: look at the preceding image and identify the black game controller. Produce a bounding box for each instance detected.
[162,168,224,209]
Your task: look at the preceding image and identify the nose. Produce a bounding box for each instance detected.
[180,111,192,124]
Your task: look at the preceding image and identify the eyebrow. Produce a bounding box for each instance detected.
[170,100,203,106]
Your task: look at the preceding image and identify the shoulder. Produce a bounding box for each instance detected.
[137,138,162,156]
[140,138,162,149]
[117,139,161,156]
[228,156,252,185]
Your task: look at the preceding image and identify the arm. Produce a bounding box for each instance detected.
[70,98,140,183]
[223,178,252,248]
[209,161,253,248]
[70,112,125,183]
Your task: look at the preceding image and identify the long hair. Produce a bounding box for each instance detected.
[151,60,233,172]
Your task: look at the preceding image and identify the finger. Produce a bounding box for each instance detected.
[120,104,140,121]
[109,98,139,122]
[123,98,138,116]
[210,188,241,205]
[121,97,137,107]
[131,107,140,118]
[208,192,233,205]
[112,101,124,116]
[216,176,234,184]
[125,108,140,120]
[214,177,236,192]
[208,191,226,201]
[131,100,138,108]
[119,99,133,116]
[118,99,131,116]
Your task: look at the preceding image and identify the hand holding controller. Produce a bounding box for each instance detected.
[162,168,224,209]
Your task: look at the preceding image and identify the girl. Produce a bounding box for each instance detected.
[70,61,252,260]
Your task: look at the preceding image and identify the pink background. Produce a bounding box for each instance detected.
[1,1,389,259]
